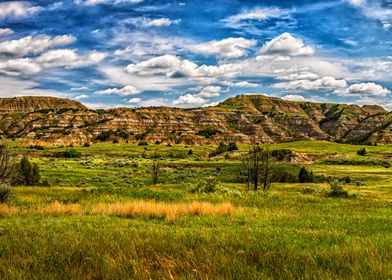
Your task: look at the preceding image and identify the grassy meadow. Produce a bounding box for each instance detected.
[0,140,392,279]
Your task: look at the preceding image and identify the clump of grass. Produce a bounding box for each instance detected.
[188,177,219,194]
[300,187,318,194]
[91,200,238,221]
[326,181,354,198]
[0,204,17,217]
[37,201,81,215]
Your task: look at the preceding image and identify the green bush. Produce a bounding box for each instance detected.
[64,149,81,158]
[326,181,350,198]
[209,142,237,157]
[95,130,113,141]
[198,127,219,138]
[357,148,366,156]
[17,157,41,186]
[29,145,44,150]
[189,177,219,194]
[271,149,292,161]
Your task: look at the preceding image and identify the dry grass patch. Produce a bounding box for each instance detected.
[0,204,17,217]
[91,200,239,221]
[37,201,81,215]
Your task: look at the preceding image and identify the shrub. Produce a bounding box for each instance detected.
[138,141,148,146]
[17,157,41,186]
[64,149,81,158]
[357,147,367,156]
[326,181,349,198]
[300,187,317,194]
[271,149,292,161]
[0,185,11,202]
[189,177,219,194]
[209,142,237,157]
[227,142,238,151]
[135,131,149,141]
[342,176,351,184]
[298,167,313,183]
[29,145,44,150]
[198,127,219,138]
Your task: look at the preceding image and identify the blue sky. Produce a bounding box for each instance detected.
[1,0,392,109]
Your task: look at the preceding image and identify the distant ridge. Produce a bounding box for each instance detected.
[0,96,87,112]
[0,94,391,145]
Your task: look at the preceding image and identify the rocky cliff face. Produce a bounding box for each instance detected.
[0,96,87,112]
[0,95,390,145]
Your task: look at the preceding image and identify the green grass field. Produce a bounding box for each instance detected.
[1,141,391,279]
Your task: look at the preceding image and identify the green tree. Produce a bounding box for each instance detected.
[298,167,313,183]
[19,157,40,185]
[20,157,32,185]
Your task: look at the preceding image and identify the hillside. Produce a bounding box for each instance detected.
[0,96,87,112]
[0,94,391,145]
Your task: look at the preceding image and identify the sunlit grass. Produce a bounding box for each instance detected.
[91,200,240,221]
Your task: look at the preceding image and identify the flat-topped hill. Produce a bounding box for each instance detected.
[0,96,87,112]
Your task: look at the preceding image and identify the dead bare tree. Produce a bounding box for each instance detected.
[259,147,276,191]
[0,144,15,185]
[0,144,15,202]
[150,160,161,185]
[241,144,276,191]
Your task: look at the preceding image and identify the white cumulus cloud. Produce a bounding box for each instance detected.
[0,35,75,57]
[273,76,347,91]
[191,37,257,59]
[260,33,315,56]
[173,94,207,107]
[344,82,390,96]
[36,49,106,68]
[0,1,41,19]
[95,85,141,96]
[125,54,241,79]
[194,86,222,97]
[0,28,14,37]
[128,97,142,103]
[0,58,41,76]
[282,94,306,101]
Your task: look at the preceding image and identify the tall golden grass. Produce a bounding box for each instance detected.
[37,201,81,215]
[0,204,17,217]
[1,201,243,220]
[91,200,238,221]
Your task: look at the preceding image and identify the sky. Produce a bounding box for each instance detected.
[1,0,392,109]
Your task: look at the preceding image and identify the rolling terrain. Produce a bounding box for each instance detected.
[0,94,391,146]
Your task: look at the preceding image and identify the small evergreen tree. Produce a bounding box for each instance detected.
[31,163,41,185]
[19,157,40,185]
[20,157,32,184]
[299,167,313,183]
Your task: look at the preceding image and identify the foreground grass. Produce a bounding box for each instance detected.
[1,183,392,279]
[1,141,392,279]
